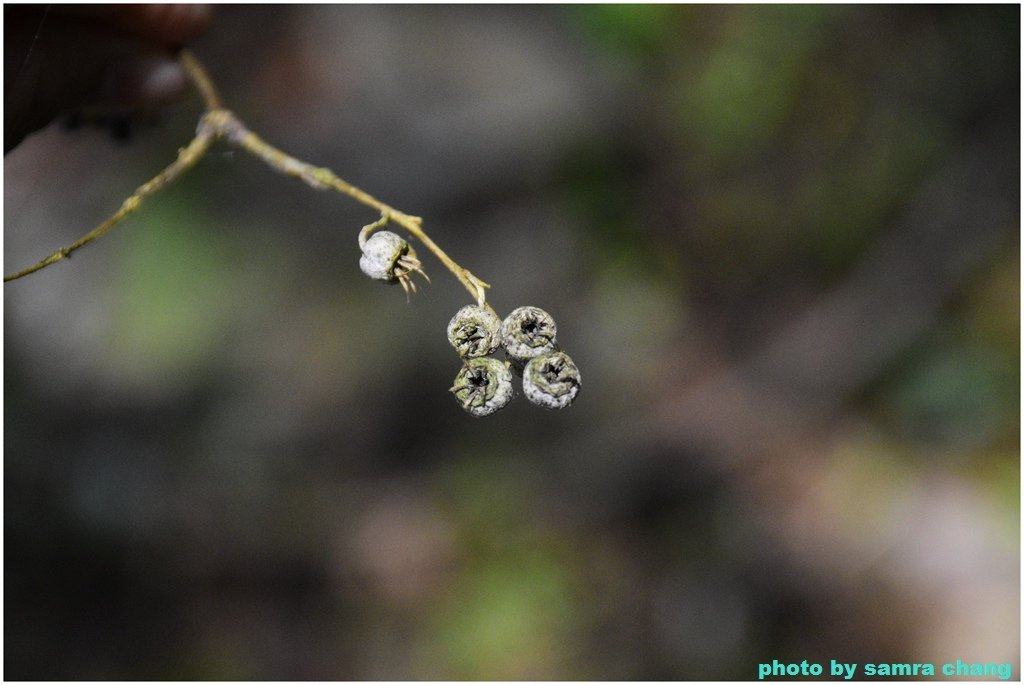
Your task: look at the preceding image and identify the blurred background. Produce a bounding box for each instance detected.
[4,5,1019,680]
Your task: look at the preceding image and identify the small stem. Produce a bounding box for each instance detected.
[359,213,390,248]
[178,48,222,111]
[4,129,214,283]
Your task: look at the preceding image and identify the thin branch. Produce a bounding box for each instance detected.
[4,128,214,282]
[5,50,492,307]
[216,110,491,305]
[178,48,222,111]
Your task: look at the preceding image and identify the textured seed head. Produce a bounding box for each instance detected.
[448,305,502,358]
[501,306,557,361]
[450,357,514,417]
[359,230,407,280]
[522,351,580,409]
[359,230,429,296]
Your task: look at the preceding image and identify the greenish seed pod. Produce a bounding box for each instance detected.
[447,305,502,358]
[450,357,514,417]
[501,305,557,361]
[522,351,580,409]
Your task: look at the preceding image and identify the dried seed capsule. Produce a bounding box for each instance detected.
[522,351,580,409]
[359,230,407,280]
[448,305,502,358]
[450,357,514,417]
[359,230,428,297]
[501,306,557,361]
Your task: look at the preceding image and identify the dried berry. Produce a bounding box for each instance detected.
[450,357,514,417]
[501,306,557,361]
[447,304,502,358]
[522,351,580,409]
[359,229,428,297]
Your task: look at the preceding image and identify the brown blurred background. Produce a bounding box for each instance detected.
[4,5,1019,680]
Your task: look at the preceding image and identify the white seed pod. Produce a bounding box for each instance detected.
[500,306,557,361]
[450,357,514,417]
[359,230,408,280]
[447,305,502,358]
[522,351,580,409]
[359,230,428,297]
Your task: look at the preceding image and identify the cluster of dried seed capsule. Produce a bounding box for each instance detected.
[447,304,581,416]
[357,229,580,416]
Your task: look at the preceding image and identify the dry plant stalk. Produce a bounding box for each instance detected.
[6,49,581,416]
[4,50,491,306]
